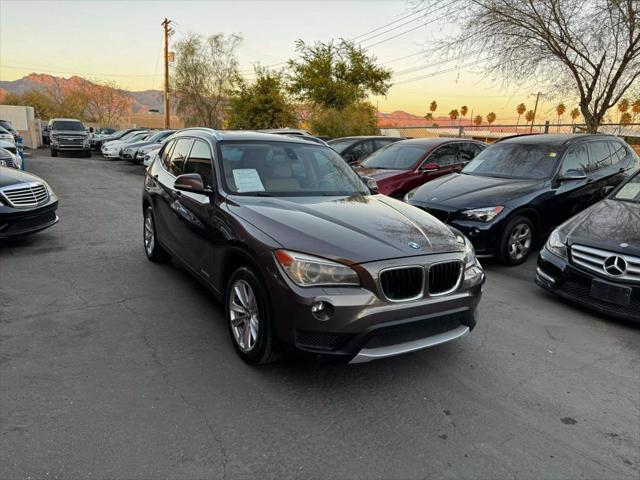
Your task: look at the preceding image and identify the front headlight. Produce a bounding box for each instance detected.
[546,229,567,259]
[404,187,418,203]
[275,250,360,287]
[454,232,477,269]
[460,206,504,222]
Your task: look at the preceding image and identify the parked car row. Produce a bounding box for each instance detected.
[17,126,637,364]
[136,128,638,366]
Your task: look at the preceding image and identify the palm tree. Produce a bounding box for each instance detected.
[620,112,632,125]
[556,103,566,131]
[429,100,438,116]
[486,112,496,126]
[525,110,536,129]
[631,99,640,122]
[424,112,434,125]
[570,107,580,131]
[449,109,459,125]
[516,103,526,131]
[460,105,468,124]
[473,115,482,129]
[617,98,630,122]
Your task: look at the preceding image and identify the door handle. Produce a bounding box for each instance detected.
[174,190,182,197]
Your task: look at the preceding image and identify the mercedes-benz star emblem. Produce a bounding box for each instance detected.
[603,255,627,276]
[408,242,421,249]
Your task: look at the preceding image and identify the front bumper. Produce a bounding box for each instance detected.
[536,247,640,322]
[262,251,484,362]
[0,200,59,238]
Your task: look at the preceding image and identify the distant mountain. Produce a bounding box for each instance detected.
[0,73,165,113]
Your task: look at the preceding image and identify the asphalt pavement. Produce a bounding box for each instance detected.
[1,151,638,479]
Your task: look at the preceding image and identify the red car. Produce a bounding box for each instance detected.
[354,138,486,198]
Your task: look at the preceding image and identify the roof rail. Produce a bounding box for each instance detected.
[177,127,222,140]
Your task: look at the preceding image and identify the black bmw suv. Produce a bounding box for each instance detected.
[142,129,485,365]
[405,134,639,265]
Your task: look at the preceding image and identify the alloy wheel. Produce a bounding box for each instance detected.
[229,279,260,352]
[508,223,532,261]
[144,211,155,256]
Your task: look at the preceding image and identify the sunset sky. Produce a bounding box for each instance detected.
[1,0,571,121]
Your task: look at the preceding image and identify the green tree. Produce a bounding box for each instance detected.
[228,67,297,129]
[172,32,242,128]
[570,107,580,125]
[486,112,497,125]
[3,90,55,119]
[516,103,526,130]
[556,103,566,131]
[473,115,482,128]
[460,105,468,123]
[429,100,438,114]
[287,39,392,111]
[449,109,459,125]
[424,111,433,125]
[309,102,378,138]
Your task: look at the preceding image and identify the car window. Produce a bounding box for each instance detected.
[183,139,213,181]
[160,140,176,169]
[459,143,483,162]
[463,143,558,179]
[375,138,399,149]
[218,141,368,196]
[587,141,612,172]
[608,141,627,165]
[560,144,589,177]
[167,138,193,176]
[346,140,374,162]
[427,144,459,166]
[362,144,427,170]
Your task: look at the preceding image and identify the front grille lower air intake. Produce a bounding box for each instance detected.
[428,261,462,295]
[379,266,424,301]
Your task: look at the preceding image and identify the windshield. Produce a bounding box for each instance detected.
[361,143,427,170]
[462,143,559,179]
[147,131,172,142]
[121,131,143,141]
[127,132,149,142]
[614,172,640,203]
[51,120,84,131]
[327,138,358,154]
[218,141,369,196]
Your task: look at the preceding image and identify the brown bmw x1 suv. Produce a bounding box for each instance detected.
[142,129,485,364]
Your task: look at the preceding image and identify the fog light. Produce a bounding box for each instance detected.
[311,301,333,321]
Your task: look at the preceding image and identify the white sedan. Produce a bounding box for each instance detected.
[101,131,150,158]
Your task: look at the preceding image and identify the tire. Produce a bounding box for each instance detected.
[226,266,276,365]
[143,206,169,263]
[497,215,535,266]
[50,148,57,157]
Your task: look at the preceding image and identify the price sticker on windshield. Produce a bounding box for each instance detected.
[549,152,557,157]
[233,169,265,193]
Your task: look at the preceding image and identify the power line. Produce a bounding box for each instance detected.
[391,60,483,85]
[351,5,432,41]
[361,4,455,50]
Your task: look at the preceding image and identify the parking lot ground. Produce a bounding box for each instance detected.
[1,151,639,480]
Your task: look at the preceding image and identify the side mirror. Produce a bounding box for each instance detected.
[174,173,213,195]
[558,169,587,181]
[601,185,614,197]
[362,176,378,193]
[420,162,440,173]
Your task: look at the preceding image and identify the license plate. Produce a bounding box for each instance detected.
[590,279,631,306]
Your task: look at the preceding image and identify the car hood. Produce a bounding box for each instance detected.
[410,173,543,209]
[103,140,127,149]
[228,194,462,264]
[565,199,640,256]
[0,167,44,188]
[354,167,409,182]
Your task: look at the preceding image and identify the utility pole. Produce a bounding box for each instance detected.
[162,18,174,129]
[530,91,542,133]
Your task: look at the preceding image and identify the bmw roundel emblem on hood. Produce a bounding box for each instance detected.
[408,242,421,249]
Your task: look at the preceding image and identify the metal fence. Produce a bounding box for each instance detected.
[380,122,640,143]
